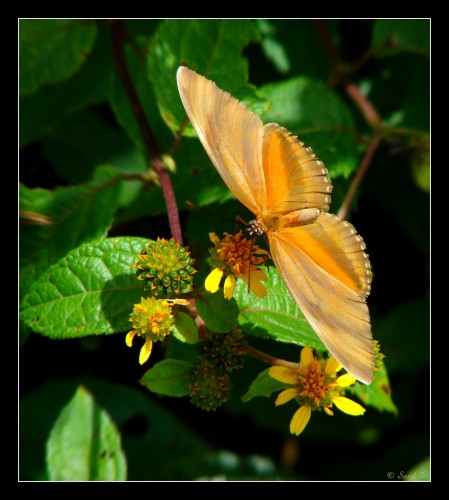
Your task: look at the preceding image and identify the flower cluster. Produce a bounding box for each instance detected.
[189,328,247,411]
[126,238,195,364]
[135,237,196,297]
[126,297,172,364]
[205,231,268,299]
[269,347,365,436]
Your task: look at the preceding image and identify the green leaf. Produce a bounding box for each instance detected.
[20,377,211,481]
[20,24,114,147]
[372,19,430,56]
[43,110,148,184]
[172,311,199,344]
[350,363,398,415]
[374,298,430,374]
[20,167,123,296]
[19,19,97,97]
[258,76,358,179]
[109,38,173,154]
[257,20,331,80]
[147,19,260,134]
[140,359,193,396]
[234,267,325,351]
[195,289,240,334]
[46,385,127,480]
[20,237,148,338]
[241,369,287,403]
[405,458,430,481]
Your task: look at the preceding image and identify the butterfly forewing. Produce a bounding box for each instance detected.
[177,67,266,214]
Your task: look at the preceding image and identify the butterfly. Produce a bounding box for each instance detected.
[177,66,374,384]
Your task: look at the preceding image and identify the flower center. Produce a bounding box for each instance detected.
[298,360,331,407]
[215,232,265,277]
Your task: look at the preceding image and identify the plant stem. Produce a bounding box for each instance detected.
[337,135,381,220]
[110,20,183,244]
[314,20,383,218]
[344,83,381,129]
[246,345,299,368]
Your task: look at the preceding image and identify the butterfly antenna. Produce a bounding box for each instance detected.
[187,201,248,229]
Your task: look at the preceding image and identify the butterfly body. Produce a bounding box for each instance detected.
[177,66,374,384]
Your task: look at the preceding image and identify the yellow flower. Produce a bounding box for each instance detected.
[126,297,187,364]
[205,231,268,299]
[269,347,365,436]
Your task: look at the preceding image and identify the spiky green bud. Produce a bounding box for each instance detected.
[135,237,196,297]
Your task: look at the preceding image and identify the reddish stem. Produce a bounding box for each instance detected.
[337,135,381,220]
[110,20,183,244]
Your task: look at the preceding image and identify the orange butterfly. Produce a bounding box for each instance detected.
[177,66,374,384]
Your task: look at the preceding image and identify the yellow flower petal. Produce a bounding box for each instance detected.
[139,339,153,365]
[336,373,357,387]
[300,347,314,368]
[275,388,298,406]
[269,366,298,385]
[205,268,224,293]
[126,330,137,347]
[247,273,267,298]
[290,405,312,436]
[209,232,220,245]
[324,406,334,416]
[325,355,342,375]
[332,396,366,416]
[250,268,268,282]
[223,273,236,299]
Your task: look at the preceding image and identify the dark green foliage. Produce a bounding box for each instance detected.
[20,19,429,481]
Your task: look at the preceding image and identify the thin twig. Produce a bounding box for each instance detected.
[337,135,381,220]
[246,345,299,368]
[344,83,381,129]
[110,20,183,244]
[314,20,383,218]
[314,20,382,131]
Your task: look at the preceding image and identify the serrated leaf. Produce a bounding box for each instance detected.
[140,359,193,396]
[43,110,148,184]
[20,24,114,146]
[172,311,199,344]
[234,267,325,351]
[19,19,97,97]
[20,237,148,338]
[350,363,397,414]
[46,385,127,480]
[241,369,287,403]
[147,19,260,134]
[20,166,123,298]
[258,77,358,179]
[372,19,430,56]
[195,289,240,334]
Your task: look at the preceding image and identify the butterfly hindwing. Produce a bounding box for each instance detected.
[268,213,373,383]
